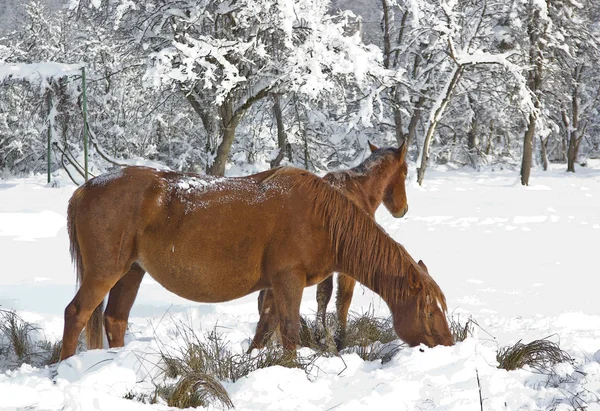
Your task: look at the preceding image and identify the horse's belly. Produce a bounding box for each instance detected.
[137,252,262,303]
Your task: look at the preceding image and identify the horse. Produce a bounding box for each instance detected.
[251,141,409,351]
[59,165,453,361]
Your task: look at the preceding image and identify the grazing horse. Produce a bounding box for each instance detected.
[60,165,453,361]
[251,141,409,351]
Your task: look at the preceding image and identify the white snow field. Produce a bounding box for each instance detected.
[1,162,599,410]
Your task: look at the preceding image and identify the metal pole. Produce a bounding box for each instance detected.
[47,91,52,184]
[82,66,89,181]
[47,117,51,184]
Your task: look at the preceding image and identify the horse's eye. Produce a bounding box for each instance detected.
[427,312,433,318]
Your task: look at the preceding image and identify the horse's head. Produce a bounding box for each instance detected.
[368,141,409,218]
[389,260,454,348]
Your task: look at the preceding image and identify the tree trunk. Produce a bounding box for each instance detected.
[567,132,577,173]
[521,113,535,185]
[383,0,405,149]
[209,125,236,176]
[270,94,287,168]
[520,3,545,186]
[405,95,425,160]
[485,120,494,155]
[567,136,582,172]
[393,103,403,147]
[467,118,478,150]
[467,96,478,151]
[209,100,239,176]
[207,86,272,175]
[182,87,219,172]
[303,132,311,171]
[540,136,549,171]
[567,78,581,173]
[381,0,392,69]
[561,136,568,162]
[417,65,463,185]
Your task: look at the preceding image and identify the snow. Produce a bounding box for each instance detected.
[87,169,124,187]
[0,63,83,82]
[1,163,600,409]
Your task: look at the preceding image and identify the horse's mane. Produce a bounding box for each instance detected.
[269,167,447,312]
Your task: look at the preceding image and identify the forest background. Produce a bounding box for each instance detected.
[1,0,599,185]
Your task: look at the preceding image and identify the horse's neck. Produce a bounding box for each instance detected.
[324,170,385,215]
[323,195,416,304]
[297,170,418,306]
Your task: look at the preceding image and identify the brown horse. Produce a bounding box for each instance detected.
[60,165,453,361]
[251,141,409,351]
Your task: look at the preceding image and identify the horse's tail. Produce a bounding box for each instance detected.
[67,186,104,350]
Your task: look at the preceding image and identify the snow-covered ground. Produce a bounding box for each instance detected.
[1,162,600,410]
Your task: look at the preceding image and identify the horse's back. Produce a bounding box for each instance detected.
[70,166,337,298]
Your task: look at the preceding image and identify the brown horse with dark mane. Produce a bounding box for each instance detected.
[59,164,453,361]
[251,141,409,351]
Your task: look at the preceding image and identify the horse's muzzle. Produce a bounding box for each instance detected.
[392,205,409,218]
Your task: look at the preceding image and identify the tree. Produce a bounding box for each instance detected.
[413,0,532,184]
[138,0,384,175]
[547,0,600,172]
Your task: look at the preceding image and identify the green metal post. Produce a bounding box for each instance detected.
[47,118,51,184]
[82,66,89,181]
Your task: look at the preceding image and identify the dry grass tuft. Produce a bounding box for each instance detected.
[167,371,233,409]
[159,325,308,383]
[449,314,478,343]
[345,311,397,346]
[0,309,36,362]
[133,322,326,409]
[294,309,403,362]
[340,310,403,363]
[0,308,63,369]
[497,338,572,372]
[127,309,412,408]
[36,340,63,366]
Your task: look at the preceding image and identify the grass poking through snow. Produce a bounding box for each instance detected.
[497,337,573,372]
[341,310,402,363]
[449,314,478,343]
[0,308,63,369]
[130,310,411,408]
[139,321,324,409]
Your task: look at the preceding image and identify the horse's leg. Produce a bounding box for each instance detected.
[61,274,120,360]
[316,275,334,330]
[271,272,306,350]
[335,274,356,350]
[248,289,280,352]
[104,263,145,348]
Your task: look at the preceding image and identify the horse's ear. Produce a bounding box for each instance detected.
[368,140,379,153]
[417,259,429,273]
[398,140,408,160]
